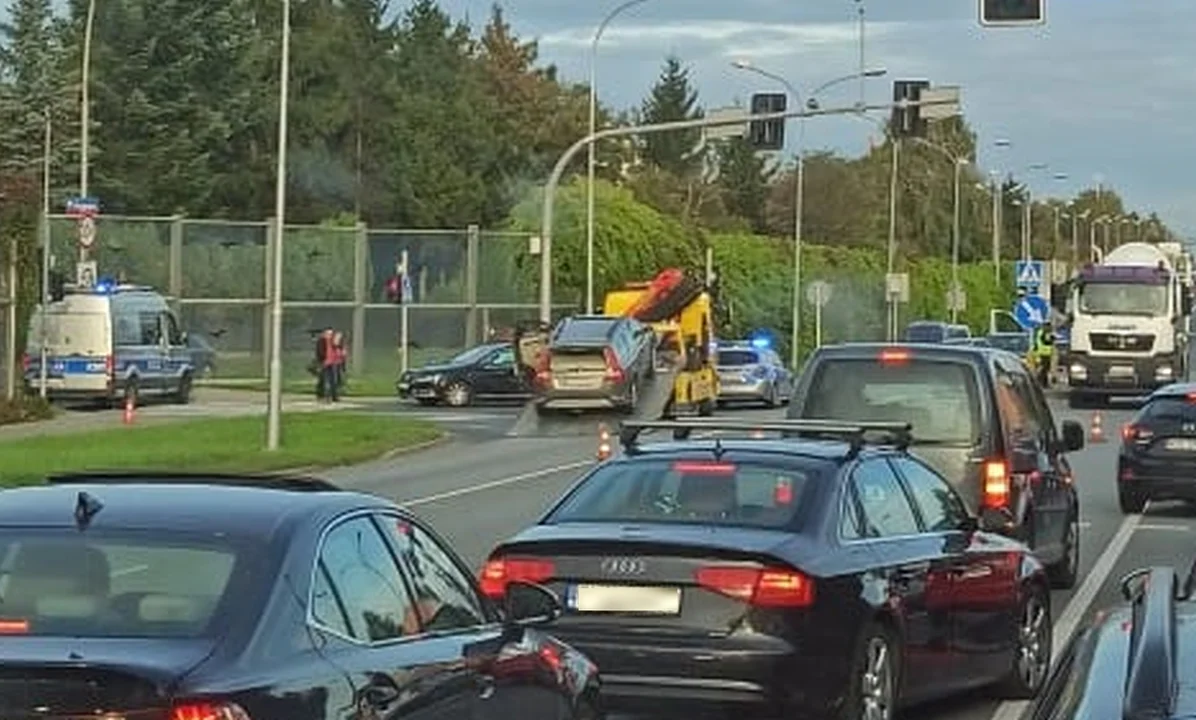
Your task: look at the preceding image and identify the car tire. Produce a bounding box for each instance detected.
[1047,511,1079,589]
[994,585,1051,699]
[1118,486,1146,514]
[839,623,900,720]
[173,372,193,405]
[764,384,779,408]
[444,381,473,407]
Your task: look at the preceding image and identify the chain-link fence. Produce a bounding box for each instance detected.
[7,215,568,388]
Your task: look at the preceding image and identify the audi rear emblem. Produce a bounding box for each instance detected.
[601,558,646,575]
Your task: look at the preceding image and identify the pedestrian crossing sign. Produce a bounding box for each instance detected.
[1015,260,1044,288]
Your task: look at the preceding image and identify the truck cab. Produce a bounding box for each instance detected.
[1065,243,1192,407]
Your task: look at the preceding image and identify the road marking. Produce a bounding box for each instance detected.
[989,511,1142,720]
[402,460,592,508]
[112,564,148,577]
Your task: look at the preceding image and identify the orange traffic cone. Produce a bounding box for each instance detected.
[1089,411,1105,443]
[122,395,136,425]
[596,423,612,461]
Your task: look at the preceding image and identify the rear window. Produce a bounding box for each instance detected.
[546,457,824,530]
[989,334,1030,354]
[904,324,946,343]
[717,350,758,366]
[554,318,615,345]
[800,358,980,444]
[1139,396,1196,424]
[0,531,243,639]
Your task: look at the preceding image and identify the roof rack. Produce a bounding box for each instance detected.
[46,471,340,493]
[1119,566,1178,720]
[617,419,912,455]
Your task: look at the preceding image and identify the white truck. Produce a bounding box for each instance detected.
[1065,242,1192,407]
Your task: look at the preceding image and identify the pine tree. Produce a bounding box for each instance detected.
[0,0,60,173]
[640,56,702,176]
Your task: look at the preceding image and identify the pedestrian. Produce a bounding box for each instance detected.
[1032,322,1055,388]
[314,328,337,402]
[332,331,348,400]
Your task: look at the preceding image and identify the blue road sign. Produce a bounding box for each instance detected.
[1015,260,1045,288]
[65,196,100,216]
[1013,294,1050,329]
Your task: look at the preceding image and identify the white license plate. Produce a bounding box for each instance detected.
[1165,438,1196,452]
[1109,365,1134,377]
[571,584,681,614]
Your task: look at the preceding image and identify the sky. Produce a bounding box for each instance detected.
[434,0,1196,237]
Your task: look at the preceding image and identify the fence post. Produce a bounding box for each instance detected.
[351,222,367,375]
[4,237,15,401]
[168,215,184,306]
[263,217,276,378]
[465,224,479,347]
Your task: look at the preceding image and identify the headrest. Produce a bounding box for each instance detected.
[138,594,207,624]
[36,595,101,619]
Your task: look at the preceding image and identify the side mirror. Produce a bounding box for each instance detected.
[503,581,563,626]
[1060,420,1085,452]
[979,506,1015,533]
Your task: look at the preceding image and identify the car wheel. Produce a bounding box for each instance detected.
[995,585,1051,699]
[1047,511,1079,589]
[1118,486,1146,514]
[444,382,473,407]
[172,372,193,405]
[839,623,899,720]
[764,383,779,408]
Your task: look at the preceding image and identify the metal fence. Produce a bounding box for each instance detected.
[4,215,572,384]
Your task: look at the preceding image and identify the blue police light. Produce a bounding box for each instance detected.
[93,277,117,294]
[750,336,771,349]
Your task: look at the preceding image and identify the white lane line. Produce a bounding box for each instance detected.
[1136,523,1190,532]
[112,564,148,577]
[402,460,592,508]
[989,511,1142,720]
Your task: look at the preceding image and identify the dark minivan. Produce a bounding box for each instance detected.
[787,343,1086,588]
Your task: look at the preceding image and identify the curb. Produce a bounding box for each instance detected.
[281,431,451,475]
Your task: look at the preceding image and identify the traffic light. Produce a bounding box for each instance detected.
[979,0,1044,26]
[890,80,930,138]
[748,93,786,151]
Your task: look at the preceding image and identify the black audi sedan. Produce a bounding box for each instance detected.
[397,343,529,407]
[480,419,1052,720]
[0,472,600,720]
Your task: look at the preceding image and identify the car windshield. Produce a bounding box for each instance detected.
[449,345,497,365]
[0,530,245,639]
[800,358,980,444]
[717,350,758,366]
[904,324,945,343]
[546,457,823,530]
[1078,283,1168,316]
[554,318,615,345]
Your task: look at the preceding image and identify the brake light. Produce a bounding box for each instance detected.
[478,556,555,598]
[695,565,815,607]
[171,702,251,720]
[672,461,736,475]
[0,618,28,634]
[535,350,552,385]
[774,477,793,504]
[982,460,1010,508]
[104,354,114,375]
[878,348,910,364]
[1122,423,1136,440]
[1122,424,1153,443]
[603,347,624,382]
[1187,392,1196,403]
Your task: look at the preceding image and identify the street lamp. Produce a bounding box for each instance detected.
[265,0,292,451]
[585,0,650,314]
[729,60,886,363]
[911,137,969,323]
[78,0,97,264]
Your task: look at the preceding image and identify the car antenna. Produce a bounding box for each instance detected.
[74,491,103,530]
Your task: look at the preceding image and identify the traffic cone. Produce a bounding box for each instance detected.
[122,395,136,425]
[1089,411,1105,443]
[596,424,612,461]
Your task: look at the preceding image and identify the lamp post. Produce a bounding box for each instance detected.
[585,0,649,314]
[729,61,886,363]
[265,0,292,451]
[78,0,97,264]
[911,138,968,323]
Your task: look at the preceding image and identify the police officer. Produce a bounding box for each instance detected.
[1032,322,1055,387]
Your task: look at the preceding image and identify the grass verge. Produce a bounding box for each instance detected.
[0,413,442,487]
[202,374,397,398]
[0,396,56,426]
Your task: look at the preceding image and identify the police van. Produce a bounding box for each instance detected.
[24,282,196,406]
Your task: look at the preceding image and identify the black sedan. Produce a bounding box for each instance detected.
[480,419,1052,720]
[1117,382,1196,513]
[0,472,600,720]
[1029,564,1196,720]
[398,343,529,407]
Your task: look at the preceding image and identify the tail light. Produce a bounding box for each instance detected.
[695,565,815,607]
[982,460,1011,508]
[878,348,910,365]
[21,354,31,371]
[104,354,115,376]
[479,556,555,598]
[672,460,736,475]
[1121,424,1152,444]
[602,347,624,382]
[171,702,251,720]
[534,351,552,386]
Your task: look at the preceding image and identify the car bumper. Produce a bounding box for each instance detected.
[538,383,629,410]
[396,379,444,401]
[552,632,845,718]
[718,378,769,401]
[1066,352,1177,393]
[1119,455,1196,501]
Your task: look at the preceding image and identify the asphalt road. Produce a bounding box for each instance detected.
[318,393,1196,720]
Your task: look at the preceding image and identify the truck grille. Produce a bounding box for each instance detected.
[1089,333,1155,352]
